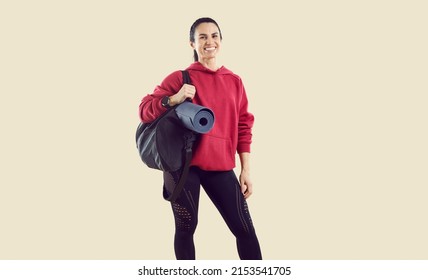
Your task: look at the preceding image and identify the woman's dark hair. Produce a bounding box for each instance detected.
[190,17,223,62]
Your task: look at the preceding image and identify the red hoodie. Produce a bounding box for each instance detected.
[139,62,254,171]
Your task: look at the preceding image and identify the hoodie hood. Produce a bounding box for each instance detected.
[187,62,234,75]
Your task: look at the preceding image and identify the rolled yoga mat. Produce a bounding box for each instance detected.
[175,102,215,134]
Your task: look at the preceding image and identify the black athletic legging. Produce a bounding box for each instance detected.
[164,166,262,260]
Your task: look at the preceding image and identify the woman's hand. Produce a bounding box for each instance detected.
[239,152,253,199]
[169,84,196,106]
[239,169,253,199]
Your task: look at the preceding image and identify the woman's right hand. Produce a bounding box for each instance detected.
[169,84,196,106]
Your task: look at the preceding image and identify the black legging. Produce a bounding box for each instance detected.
[164,166,262,260]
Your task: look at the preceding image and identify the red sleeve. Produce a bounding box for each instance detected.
[237,82,255,153]
[138,70,183,123]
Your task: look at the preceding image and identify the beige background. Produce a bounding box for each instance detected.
[1,0,427,259]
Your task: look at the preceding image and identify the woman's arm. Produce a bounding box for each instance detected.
[139,71,195,123]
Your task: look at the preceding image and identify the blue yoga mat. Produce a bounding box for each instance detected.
[175,102,215,134]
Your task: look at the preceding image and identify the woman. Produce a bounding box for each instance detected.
[139,17,262,260]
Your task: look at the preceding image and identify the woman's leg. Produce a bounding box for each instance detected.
[200,170,262,260]
[164,167,201,260]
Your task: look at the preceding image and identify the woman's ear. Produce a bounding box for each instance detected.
[190,41,195,49]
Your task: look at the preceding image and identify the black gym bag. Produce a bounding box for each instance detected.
[136,71,197,202]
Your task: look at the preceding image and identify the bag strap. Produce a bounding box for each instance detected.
[181,69,191,85]
[166,70,193,202]
[167,133,196,202]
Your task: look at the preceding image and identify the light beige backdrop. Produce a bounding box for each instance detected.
[1,0,427,259]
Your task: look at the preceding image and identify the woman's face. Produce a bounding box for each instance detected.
[191,22,221,61]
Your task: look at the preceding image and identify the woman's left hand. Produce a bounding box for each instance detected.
[239,170,253,199]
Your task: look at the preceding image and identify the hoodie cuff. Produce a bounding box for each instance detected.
[237,144,251,154]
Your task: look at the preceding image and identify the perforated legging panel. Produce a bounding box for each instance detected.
[169,167,262,260]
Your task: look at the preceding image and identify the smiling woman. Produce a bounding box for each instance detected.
[139,17,262,260]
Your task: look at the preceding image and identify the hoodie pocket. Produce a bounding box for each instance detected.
[193,134,234,169]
